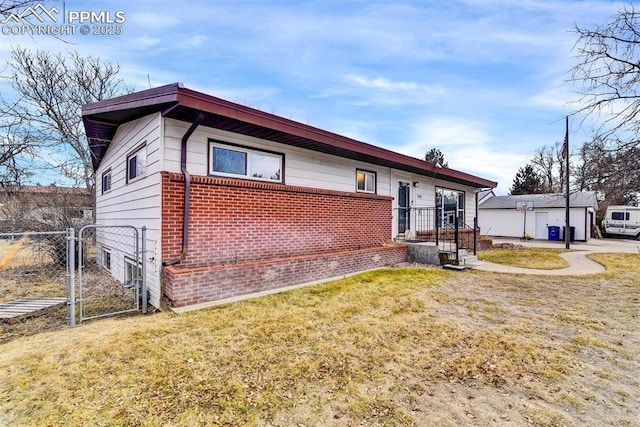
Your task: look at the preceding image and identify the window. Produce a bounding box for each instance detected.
[356,169,376,193]
[102,169,112,193]
[612,212,630,221]
[127,144,147,182]
[102,248,111,271]
[209,141,282,182]
[436,187,465,226]
[124,257,142,290]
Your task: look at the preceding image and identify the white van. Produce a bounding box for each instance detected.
[603,205,640,238]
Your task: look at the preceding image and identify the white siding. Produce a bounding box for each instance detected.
[163,118,393,195]
[163,118,482,240]
[96,113,163,308]
[479,207,591,240]
[163,119,478,213]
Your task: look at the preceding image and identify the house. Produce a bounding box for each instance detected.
[82,83,497,309]
[478,192,598,241]
[0,184,93,232]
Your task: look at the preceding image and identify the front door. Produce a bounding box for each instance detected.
[397,181,411,234]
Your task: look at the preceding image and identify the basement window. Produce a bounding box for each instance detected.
[356,169,376,194]
[124,257,142,289]
[101,248,111,271]
[209,140,283,183]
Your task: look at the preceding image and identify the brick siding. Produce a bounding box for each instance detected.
[164,245,408,307]
[161,172,407,306]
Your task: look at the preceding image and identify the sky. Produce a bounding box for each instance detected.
[0,0,626,193]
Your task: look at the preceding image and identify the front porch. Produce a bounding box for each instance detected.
[394,207,482,265]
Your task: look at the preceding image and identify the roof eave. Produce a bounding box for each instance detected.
[82,83,497,188]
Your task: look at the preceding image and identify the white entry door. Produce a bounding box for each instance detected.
[535,212,548,239]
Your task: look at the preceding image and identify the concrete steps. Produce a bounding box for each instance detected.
[439,249,479,269]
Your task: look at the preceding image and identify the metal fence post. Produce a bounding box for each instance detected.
[67,228,76,327]
[141,226,147,314]
[473,216,478,256]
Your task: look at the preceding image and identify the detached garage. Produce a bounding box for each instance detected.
[478,192,598,241]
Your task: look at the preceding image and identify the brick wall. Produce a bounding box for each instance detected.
[164,245,408,307]
[161,172,395,268]
[161,172,407,307]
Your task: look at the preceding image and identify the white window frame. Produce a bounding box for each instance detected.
[209,140,283,183]
[101,247,111,271]
[124,256,142,290]
[356,169,376,194]
[127,143,147,183]
[101,169,112,194]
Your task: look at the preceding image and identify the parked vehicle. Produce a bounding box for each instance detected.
[602,205,640,238]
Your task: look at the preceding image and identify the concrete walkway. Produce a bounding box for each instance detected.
[469,237,640,276]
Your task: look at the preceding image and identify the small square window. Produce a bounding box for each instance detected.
[127,144,147,182]
[356,170,376,194]
[102,169,112,193]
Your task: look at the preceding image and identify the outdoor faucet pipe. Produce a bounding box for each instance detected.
[163,112,205,267]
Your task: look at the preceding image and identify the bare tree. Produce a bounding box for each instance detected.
[0,1,37,18]
[574,138,639,207]
[570,5,640,149]
[0,122,33,185]
[529,142,567,193]
[0,47,132,190]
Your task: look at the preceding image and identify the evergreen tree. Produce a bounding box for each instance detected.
[509,165,543,195]
[424,148,448,168]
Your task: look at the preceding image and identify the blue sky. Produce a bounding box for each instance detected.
[0,0,625,193]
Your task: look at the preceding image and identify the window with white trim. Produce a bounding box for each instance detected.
[124,257,142,290]
[356,169,376,193]
[101,248,111,271]
[102,169,112,193]
[127,144,147,182]
[209,141,282,182]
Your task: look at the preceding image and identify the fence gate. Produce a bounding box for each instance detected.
[73,225,147,324]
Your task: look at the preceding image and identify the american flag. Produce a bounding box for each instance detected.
[560,133,568,160]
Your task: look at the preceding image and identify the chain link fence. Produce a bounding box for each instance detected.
[76,225,146,323]
[0,225,147,343]
[0,231,71,343]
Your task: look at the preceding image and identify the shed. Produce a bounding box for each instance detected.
[479,192,598,241]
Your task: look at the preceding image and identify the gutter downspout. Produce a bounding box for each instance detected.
[163,112,205,266]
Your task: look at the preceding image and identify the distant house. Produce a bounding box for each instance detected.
[0,185,93,232]
[478,192,598,241]
[82,83,496,309]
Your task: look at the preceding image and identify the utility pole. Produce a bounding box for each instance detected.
[564,116,570,249]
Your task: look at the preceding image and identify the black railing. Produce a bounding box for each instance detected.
[394,207,479,260]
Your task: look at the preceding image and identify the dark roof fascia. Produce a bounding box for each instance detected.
[83,83,497,189]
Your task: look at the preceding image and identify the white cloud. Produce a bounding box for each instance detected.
[346,75,418,92]
[394,117,530,193]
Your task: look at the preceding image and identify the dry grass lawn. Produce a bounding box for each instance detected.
[1,252,639,426]
[478,246,570,269]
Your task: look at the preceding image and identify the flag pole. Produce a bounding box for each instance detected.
[564,116,570,249]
